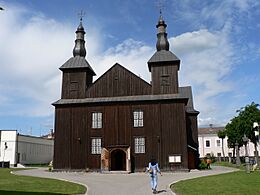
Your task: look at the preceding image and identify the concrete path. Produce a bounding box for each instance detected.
[14,166,237,195]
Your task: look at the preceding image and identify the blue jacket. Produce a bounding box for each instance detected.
[147,162,161,175]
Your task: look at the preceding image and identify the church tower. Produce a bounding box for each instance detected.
[60,18,96,99]
[148,13,180,94]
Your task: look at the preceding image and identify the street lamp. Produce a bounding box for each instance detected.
[235,142,241,166]
[1,142,8,168]
[253,122,259,165]
[253,122,259,142]
[242,134,250,173]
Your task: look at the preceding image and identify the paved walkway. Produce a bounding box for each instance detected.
[14,166,237,195]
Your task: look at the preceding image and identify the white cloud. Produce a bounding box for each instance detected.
[0,2,244,129]
[169,27,235,126]
[0,4,73,116]
[0,4,153,117]
[89,38,154,82]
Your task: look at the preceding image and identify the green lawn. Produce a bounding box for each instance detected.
[0,168,86,194]
[171,170,260,195]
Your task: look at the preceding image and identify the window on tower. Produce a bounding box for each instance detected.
[160,74,170,86]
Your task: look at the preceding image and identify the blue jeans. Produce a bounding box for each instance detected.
[150,174,158,190]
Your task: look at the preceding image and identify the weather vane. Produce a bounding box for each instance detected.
[78,10,86,22]
[156,0,165,16]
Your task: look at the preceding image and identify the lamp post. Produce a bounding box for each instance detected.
[235,142,241,166]
[253,122,259,165]
[253,122,259,143]
[2,142,8,168]
[242,134,250,173]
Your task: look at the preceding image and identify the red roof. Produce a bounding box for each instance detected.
[198,127,225,135]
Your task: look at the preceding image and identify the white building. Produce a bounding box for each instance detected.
[0,130,54,165]
[198,126,260,158]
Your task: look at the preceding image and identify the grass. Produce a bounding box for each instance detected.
[213,161,246,170]
[0,168,86,194]
[171,170,260,195]
[23,164,49,167]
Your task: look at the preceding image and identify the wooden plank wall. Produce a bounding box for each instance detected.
[54,101,190,171]
[160,103,188,170]
[186,114,199,169]
[86,64,151,97]
[53,108,71,169]
[151,65,179,94]
[61,71,87,99]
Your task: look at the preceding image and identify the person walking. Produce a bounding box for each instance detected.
[147,158,162,194]
[206,158,212,169]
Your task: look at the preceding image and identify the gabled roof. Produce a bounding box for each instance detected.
[92,63,150,86]
[147,50,180,71]
[86,63,152,97]
[59,56,96,75]
[198,127,225,135]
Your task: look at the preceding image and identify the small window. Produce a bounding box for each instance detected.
[134,137,145,154]
[216,140,221,147]
[206,140,210,147]
[217,153,221,157]
[160,74,170,86]
[133,111,143,127]
[92,112,102,128]
[91,138,101,154]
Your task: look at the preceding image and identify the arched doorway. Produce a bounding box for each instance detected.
[111,149,126,171]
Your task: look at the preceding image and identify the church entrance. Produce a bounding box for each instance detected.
[101,146,131,172]
[111,149,126,171]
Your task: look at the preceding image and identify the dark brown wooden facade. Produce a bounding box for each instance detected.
[53,16,199,172]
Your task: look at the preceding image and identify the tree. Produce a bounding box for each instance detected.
[225,116,243,164]
[225,102,260,164]
[217,130,226,160]
[236,102,260,164]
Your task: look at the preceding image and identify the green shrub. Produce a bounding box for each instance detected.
[199,160,207,170]
[204,153,216,163]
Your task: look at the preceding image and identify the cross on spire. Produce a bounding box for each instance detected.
[78,10,86,22]
[156,0,165,16]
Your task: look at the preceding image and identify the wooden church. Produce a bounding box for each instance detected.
[53,14,199,172]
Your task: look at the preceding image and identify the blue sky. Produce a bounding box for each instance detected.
[0,0,259,136]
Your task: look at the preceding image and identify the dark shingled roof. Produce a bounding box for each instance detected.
[53,86,198,115]
[53,93,189,105]
[148,50,180,71]
[60,56,96,75]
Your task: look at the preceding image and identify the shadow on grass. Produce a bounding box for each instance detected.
[0,190,67,195]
